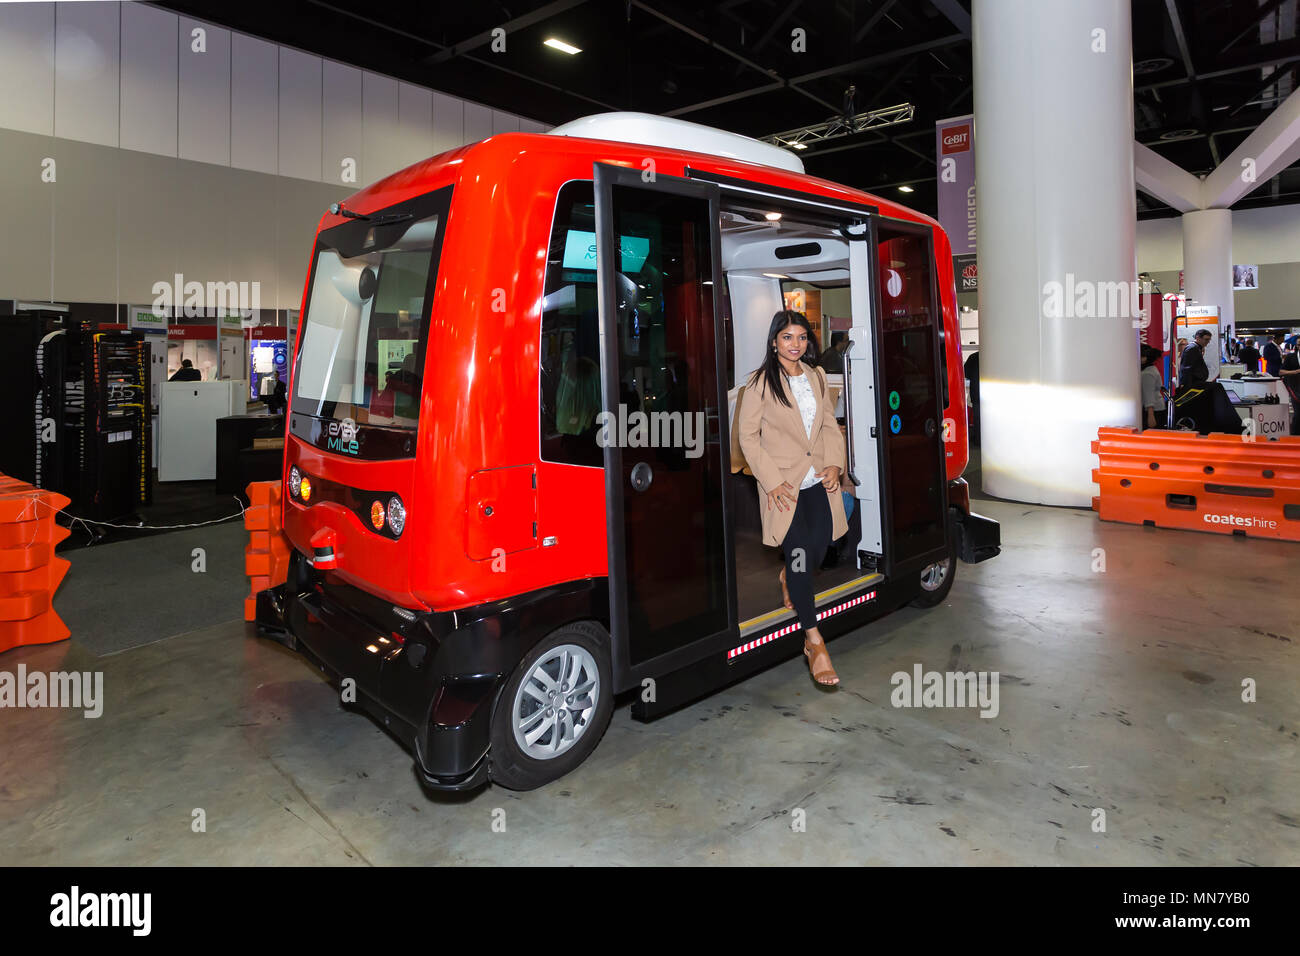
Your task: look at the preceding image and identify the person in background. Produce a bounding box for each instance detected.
[169,358,202,382]
[1280,345,1300,435]
[1140,345,1167,428]
[1239,337,1261,373]
[1227,337,1240,362]
[1262,332,1285,377]
[818,331,850,373]
[1178,330,1212,387]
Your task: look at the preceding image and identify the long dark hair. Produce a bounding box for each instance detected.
[748,309,821,408]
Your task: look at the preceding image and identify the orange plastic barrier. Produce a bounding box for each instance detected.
[0,474,71,653]
[1092,427,1300,542]
[244,481,291,621]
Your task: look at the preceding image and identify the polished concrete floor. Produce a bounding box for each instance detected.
[2,498,1298,865]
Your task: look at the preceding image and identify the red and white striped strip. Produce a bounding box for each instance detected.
[727,590,876,660]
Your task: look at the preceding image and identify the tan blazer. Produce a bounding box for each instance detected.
[737,364,849,547]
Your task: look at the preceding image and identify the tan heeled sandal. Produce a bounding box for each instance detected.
[804,636,839,686]
[778,567,793,610]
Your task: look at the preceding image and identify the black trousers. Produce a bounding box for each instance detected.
[781,486,833,631]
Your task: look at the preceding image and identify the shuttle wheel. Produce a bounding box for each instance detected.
[910,550,956,608]
[487,622,614,791]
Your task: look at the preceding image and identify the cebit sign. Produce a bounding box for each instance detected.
[941,125,971,154]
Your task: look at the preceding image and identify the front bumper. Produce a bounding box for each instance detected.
[253,552,498,792]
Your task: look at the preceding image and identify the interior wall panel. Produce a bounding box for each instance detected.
[0,2,55,135]
[53,0,120,147]
[322,60,363,189]
[278,47,323,181]
[51,140,118,302]
[431,92,464,154]
[362,71,401,182]
[230,33,278,175]
[0,129,55,301]
[120,3,179,157]
[491,110,520,135]
[464,101,492,145]
[178,16,231,165]
[117,148,179,306]
[397,82,434,171]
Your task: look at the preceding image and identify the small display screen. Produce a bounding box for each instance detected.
[562,230,650,273]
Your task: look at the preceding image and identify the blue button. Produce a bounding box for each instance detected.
[890,414,902,434]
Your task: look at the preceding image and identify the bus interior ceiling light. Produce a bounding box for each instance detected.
[544,38,581,55]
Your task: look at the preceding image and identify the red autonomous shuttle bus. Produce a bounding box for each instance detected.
[253,113,1000,791]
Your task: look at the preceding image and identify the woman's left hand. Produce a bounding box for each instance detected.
[818,465,841,490]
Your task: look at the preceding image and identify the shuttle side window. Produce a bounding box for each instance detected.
[539,181,604,467]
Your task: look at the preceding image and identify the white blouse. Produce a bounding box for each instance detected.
[787,371,822,490]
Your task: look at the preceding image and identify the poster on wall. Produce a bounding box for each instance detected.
[935,114,976,285]
[1232,265,1259,290]
[954,254,977,293]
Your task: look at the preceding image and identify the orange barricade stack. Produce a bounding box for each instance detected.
[244,480,291,621]
[1092,427,1300,542]
[0,473,72,653]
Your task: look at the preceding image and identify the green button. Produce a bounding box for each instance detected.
[888,390,900,410]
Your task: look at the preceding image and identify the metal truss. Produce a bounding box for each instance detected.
[761,102,916,152]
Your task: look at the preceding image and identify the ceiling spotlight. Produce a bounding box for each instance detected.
[898,185,914,193]
[791,142,807,150]
[765,212,782,221]
[544,38,581,55]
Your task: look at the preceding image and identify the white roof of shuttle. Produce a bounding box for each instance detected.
[547,112,806,175]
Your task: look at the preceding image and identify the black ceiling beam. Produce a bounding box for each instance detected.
[665,31,965,117]
[304,0,620,113]
[422,0,592,65]
[853,0,900,44]
[631,0,839,115]
[1218,0,1287,57]
[1228,58,1300,116]
[1165,0,1219,166]
[1139,38,1300,90]
[928,0,971,35]
[751,0,805,57]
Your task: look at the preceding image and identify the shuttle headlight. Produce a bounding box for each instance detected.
[387,496,406,537]
[289,466,302,499]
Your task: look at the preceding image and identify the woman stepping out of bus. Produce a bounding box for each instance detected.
[738,310,849,687]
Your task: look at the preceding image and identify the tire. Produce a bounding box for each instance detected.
[487,621,614,791]
[910,545,957,608]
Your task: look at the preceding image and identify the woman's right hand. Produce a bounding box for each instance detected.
[766,481,797,513]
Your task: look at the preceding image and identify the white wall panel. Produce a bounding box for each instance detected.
[120,3,178,156]
[431,92,463,154]
[278,47,322,181]
[519,118,548,134]
[230,33,278,175]
[322,60,362,188]
[53,0,119,147]
[178,17,230,164]
[491,110,519,135]
[464,101,492,145]
[397,82,433,170]
[362,71,401,181]
[0,2,55,135]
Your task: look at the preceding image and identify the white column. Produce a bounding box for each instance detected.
[1182,208,1233,336]
[973,0,1139,506]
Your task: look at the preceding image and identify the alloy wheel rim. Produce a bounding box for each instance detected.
[920,558,950,591]
[512,644,600,760]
